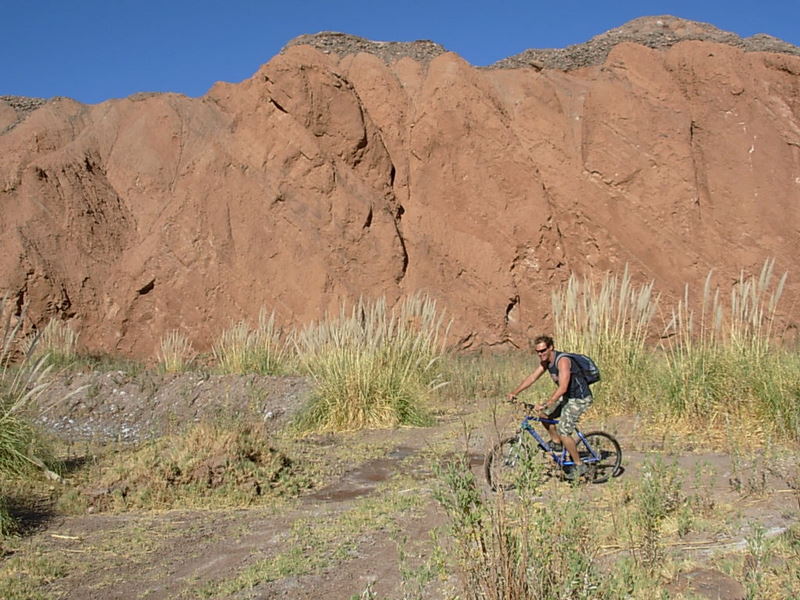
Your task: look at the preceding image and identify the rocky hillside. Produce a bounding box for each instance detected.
[1,16,799,356]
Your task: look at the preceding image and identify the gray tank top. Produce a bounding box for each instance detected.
[546,351,591,399]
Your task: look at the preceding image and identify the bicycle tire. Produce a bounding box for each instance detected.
[578,431,622,484]
[484,436,525,491]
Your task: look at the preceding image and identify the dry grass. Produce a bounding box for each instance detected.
[549,260,798,441]
[552,265,657,409]
[157,330,196,373]
[212,309,288,375]
[27,318,79,366]
[293,294,449,433]
[57,420,296,513]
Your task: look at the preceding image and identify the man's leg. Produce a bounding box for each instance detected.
[562,435,581,465]
[557,396,593,468]
[538,401,565,447]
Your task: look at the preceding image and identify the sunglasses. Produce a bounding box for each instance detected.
[535,347,550,354]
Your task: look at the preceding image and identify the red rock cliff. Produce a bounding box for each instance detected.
[2,16,799,356]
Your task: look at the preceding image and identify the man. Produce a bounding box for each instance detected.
[507,335,593,479]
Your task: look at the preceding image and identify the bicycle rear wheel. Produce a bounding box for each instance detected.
[484,436,526,491]
[578,431,622,484]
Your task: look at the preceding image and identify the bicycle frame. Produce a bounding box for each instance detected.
[519,415,602,468]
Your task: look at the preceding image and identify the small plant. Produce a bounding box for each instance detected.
[744,524,771,600]
[28,317,80,366]
[212,309,288,375]
[157,330,195,373]
[627,458,684,572]
[433,455,600,600]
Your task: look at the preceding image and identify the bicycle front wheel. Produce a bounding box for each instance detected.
[484,436,526,491]
[579,431,622,484]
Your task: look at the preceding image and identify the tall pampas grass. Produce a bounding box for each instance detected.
[293,294,450,433]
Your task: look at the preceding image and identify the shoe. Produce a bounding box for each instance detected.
[565,464,588,481]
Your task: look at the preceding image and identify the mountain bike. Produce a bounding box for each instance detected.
[484,402,622,490]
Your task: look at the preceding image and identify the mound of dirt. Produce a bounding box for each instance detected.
[36,371,312,442]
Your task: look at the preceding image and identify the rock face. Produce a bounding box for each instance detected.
[2,16,800,357]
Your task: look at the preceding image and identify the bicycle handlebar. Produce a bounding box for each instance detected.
[506,397,540,413]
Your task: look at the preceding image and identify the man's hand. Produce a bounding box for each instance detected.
[507,393,518,403]
[534,402,547,413]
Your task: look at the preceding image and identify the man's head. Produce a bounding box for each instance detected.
[533,335,555,363]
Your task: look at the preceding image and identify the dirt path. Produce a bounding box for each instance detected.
[5,380,799,599]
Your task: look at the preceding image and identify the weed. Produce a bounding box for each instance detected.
[743,524,771,599]
[212,308,288,375]
[27,318,80,368]
[396,531,446,599]
[196,481,423,598]
[0,547,69,600]
[621,458,685,573]
[728,446,775,497]
[61,419,298,512]
[157,329,196,373]
[433,455,600,600]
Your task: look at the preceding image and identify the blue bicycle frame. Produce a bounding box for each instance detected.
[520,415,602,469]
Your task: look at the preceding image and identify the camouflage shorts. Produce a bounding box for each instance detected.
[545,395,593,436]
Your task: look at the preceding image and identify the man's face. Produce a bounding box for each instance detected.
[534,343,553,363]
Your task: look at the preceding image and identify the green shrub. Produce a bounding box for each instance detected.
[293,295,449,432]
[433,455,600,600]
[1,301,61,535]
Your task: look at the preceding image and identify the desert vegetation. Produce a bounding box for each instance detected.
[1,262,798,598]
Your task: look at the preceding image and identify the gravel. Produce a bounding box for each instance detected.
[283,31,448,64]
[282,16,800,71]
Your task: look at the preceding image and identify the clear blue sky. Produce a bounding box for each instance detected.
[3,0,799,104]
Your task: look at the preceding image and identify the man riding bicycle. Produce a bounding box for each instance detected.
[507,335,593,480]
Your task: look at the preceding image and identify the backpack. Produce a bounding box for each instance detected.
[560,352,601,385]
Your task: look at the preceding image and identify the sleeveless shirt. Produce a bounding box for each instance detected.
[546,351,591,399]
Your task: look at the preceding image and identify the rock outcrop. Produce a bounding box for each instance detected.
[2,16,799,356]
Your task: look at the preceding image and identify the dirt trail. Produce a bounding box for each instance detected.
[6,377,799,599]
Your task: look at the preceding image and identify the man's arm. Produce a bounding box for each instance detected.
[507,365,545,400]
